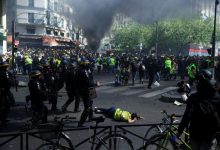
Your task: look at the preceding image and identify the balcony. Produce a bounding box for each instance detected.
[16,18,45,25]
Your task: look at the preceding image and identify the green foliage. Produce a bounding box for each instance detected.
[111,18,216,55]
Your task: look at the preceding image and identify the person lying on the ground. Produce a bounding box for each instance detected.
[94,106,143,123]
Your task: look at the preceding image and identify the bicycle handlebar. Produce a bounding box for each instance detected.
[161,110,183,121]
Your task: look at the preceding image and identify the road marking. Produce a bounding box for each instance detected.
[96,86,113,91]
[122,89,146,96]
[139,87,178,98]
[102,86,128,93]
[121,85,163,96]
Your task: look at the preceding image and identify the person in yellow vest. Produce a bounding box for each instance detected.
[102,56,107,72]
[170,59,177,80]
[164,57,172,80]
[94,106,143,123]
[187,63,197,86]
[24,55,33,74]
[96,57,102,73]
[109,56,116,74]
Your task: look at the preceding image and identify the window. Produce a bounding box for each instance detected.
[54,31,58,36]
[46,29,51,35]
[46,11,50,25]
[54,16,58,26]
[72,34,75,40]
[61,19,64,28]
[27,27,35,34]
[66,33,69,37]
[60,32,64,37]
[29,0,34,7]
[47,0,50,9]
[54,2,58,11]
[28,13,34,23]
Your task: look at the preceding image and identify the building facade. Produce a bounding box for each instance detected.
[6,0,83,48]
[100,13,132,51]
[0,0,7,54]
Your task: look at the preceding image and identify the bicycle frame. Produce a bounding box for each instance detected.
[89,119,112,150]
[157,119,191,150]
[144,110,191,150]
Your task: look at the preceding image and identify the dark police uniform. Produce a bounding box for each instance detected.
[62,63,80,112]
[0,62,15,125]
[28,71,48,123]
[77,61,97,127]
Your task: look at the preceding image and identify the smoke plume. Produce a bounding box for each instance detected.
[69,0,193,50]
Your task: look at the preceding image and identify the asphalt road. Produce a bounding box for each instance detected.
[0,73,187,150]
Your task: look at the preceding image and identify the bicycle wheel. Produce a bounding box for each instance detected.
[58,137,74,150]
[95,134,134,150]
[143,125,162,144]
[36,142,72,150]
[36,143,57,150]
[144,134,175,150]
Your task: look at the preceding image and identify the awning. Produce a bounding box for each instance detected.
[42,36,59,46]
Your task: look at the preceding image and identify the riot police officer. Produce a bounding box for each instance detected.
[147,56,157,89]
[77,60,98,127]
[28,70,48,123]
[42,64,60,111]
[61,62,80,113]
[0,62,15,126]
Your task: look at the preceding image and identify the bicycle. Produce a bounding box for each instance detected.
[34,115,76,150]
[143,110,181,142]
[33,115,134,150]
[89,116,134,150]
[143,110,191,150]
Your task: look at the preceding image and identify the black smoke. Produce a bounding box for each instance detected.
[69,0,193,50]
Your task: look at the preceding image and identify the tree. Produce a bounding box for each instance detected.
[111,17,217,55]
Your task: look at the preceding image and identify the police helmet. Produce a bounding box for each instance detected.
[80,59,90,66]
[42,62,50,67]
[196,69,212,81]
[29,70,41,78]
[68,62,77,68]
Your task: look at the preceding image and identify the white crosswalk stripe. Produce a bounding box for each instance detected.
[139,87,178,98]
[121,89,146,96]
[102,86,129,93]
[96,83,177,98]
[96,86,113,91]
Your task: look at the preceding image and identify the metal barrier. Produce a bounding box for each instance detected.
[0,132,23,150]
[0,123,183,150]
[26,125,112,150]
[114,123,183,149]
[115,123,160,142]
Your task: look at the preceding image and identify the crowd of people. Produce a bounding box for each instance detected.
[1,47,220,149]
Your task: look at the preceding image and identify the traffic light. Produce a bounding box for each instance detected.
[13,44,18,52]
[13,40,19,52]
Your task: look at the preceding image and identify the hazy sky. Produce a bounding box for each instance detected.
[69,0,193,49]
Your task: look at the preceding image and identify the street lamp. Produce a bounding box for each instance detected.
[211,0,219,79]
[155,21,158,55]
